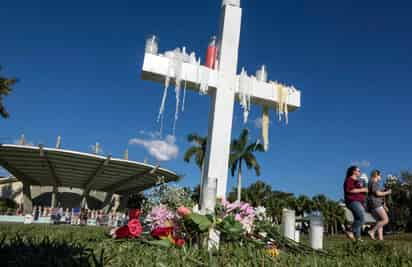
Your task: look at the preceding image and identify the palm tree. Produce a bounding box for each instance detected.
[294,195,313,217]
[266,191,294,224]
[184,134,207,204]
[228,180,272,206]
[229,129,264,202]
[0,66,17,118]
[312,194,328,211]
[243,180,272,207]
[183,133,207,171]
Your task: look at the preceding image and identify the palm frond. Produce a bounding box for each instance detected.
[230,158,239,177]
[187,133,207,146]
[183,147,200,163]
[237,129,249,151]
[0,68,17,119]
[243,153,261,176]
[195,150,204,169]
[246,142,265,153]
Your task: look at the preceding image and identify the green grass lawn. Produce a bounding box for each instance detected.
[0,224,411,267]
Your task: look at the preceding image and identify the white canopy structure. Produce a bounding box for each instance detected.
[0,144,180,213]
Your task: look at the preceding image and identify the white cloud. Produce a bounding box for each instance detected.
[129,133,179,162]
[138,130,160,139]
[351,160,371,168]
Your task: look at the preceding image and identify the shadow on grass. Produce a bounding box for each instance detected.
[0,235,103,267]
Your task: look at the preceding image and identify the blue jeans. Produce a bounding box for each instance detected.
[348,201,365,239]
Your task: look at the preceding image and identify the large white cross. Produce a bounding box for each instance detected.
[141,1,301,212]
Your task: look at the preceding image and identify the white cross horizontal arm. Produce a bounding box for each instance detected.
[141,53,301,110]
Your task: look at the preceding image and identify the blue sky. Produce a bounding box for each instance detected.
[1,0,411,200]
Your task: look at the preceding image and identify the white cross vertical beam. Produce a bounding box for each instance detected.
[200,4,242,210]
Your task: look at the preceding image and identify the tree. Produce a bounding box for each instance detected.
[266,191,294,224]
[229,129,264,202]
[183,134,207,171]
[310,194,345,235]
[0,66,17,119]
[293,195,313,217]
[227,180,272,207]
[385,171,412,232]
[243,180,272,207]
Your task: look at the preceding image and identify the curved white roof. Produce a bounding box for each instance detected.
[0,144,179,195]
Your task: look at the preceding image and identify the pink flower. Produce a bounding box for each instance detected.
[240,203,251,211]
[177,206,191,217]
[221,198,230,207]
[226,202,241,213]
[145,205,175,230]
[245,207,256,216]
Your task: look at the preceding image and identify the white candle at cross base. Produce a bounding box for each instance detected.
[281,209,296,240]
[203,178,218,214]
[222,0,240,7]
[294,230,300,243]
[310,216,324,250]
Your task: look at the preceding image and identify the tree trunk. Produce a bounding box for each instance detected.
[199,163,205,207]
[237,160,242,202]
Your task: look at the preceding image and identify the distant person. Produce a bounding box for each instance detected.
[80,208,88,225]
[344,166,368,241]
[34,206,40,221]
[367,170,392,240]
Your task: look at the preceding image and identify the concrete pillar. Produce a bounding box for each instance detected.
[51,186,58,208]
[80,192,88,209]
[113,195,121,212]
[102,192,113,213]
[22,182,33,215]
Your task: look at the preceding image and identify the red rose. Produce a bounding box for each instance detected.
[175,238,185,247]
[114,225,130,239]
[128,219,143,237]
[129,209,141,219]
[151,227,174,238]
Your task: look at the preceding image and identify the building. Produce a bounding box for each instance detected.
[0,143,179,214]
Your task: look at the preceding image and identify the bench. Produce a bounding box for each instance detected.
[343,206,376,224]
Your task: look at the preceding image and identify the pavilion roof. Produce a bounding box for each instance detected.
[0,144,179,195]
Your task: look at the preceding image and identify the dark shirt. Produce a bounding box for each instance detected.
[368,181,384,209]
[344,177,366,204]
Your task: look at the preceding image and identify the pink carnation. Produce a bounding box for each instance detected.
[145,205,175,230]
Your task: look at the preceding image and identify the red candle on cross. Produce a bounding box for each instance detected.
[205,36,217,69]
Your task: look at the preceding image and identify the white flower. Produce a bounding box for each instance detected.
[255,206,267,221]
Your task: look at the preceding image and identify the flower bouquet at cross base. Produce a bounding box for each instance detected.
[109,198,329,256]
[145,205,185,247]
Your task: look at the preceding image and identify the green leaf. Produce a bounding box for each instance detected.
[188,213,212,232]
